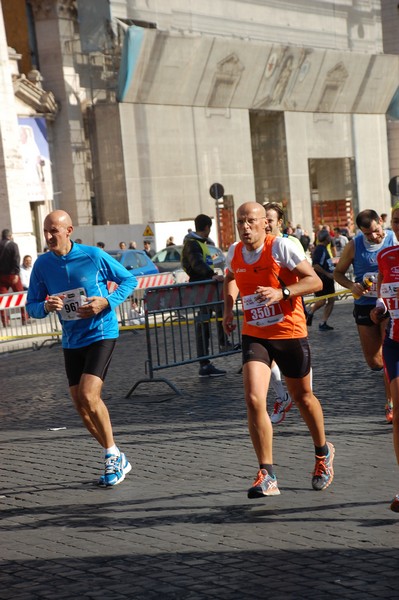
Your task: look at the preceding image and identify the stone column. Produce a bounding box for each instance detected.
[0,3,33,239]
[30,0,92,225]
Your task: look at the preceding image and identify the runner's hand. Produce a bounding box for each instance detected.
[255,286,280,305]
[77,296,109,317]
[223,311,236,334]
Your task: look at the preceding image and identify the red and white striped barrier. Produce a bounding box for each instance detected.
[108,272,175,293]
[0,273,175,308]
[0,291,27,309]
[135,273,175,289]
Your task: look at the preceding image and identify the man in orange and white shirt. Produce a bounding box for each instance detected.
[223,202,335,499]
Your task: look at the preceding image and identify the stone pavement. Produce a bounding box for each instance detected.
[1,300,399,599]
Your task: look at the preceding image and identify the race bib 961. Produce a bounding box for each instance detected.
[59,288,87,321]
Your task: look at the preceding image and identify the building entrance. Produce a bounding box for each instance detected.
[309,157,358,232]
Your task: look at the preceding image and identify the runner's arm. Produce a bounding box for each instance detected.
[254,258,322,306]
[288,258,323,296]
[223,270,239,334]
[370,272,388,323]
[333,240,357,292]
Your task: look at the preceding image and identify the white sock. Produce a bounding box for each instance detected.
[104,444,119,457]
[270,363,285,400]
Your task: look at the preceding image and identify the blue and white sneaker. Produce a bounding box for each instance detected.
[98,452,132,487]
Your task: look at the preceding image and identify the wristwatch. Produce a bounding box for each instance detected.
[282,287,291,300]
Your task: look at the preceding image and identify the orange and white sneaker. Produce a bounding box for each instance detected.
[247,469,280,499]
[312,441,335,491]
[385,402,393,424]
[390,494,399,513]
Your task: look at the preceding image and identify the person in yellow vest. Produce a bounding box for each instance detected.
[222,202,335,499]
[182,214,227,377]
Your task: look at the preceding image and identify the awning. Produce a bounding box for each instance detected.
[117,27,399,115]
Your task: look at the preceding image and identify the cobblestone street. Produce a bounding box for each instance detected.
[1,300,399,599]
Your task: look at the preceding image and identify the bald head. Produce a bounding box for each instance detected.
[237,202,266,218]
[236,202,267,250]
[43,210,74,256]
[44,210,73,229]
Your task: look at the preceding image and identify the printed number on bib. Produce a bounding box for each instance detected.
[381,282,399,319]
[60,288,87,321]
[242,293,284,327]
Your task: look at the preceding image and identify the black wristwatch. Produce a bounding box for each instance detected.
[282,287,291,300]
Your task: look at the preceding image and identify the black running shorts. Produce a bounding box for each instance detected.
[63,339,117,387]
[241,335,311,379]
[314,276,335,298]
[383,336,399,383]
[353,304,375,327]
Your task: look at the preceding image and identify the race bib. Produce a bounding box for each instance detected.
[59,287,87,321]
[242,293,284,327]
[380,282,399,319]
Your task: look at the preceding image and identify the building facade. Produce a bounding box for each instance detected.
[1,0,399,251]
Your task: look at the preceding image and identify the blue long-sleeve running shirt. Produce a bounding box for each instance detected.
[26,243,137,348]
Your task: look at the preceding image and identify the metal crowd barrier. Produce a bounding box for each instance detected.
[0,291,61,352]
[0,278,354,356]
[126,279,242,397]
[0,273,176,353]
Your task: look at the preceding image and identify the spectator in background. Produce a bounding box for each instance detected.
[333,227,348,258]
[182,214,227,377]
[283,225,294,236]
[300,230,311,253]
[166,236,175,247]
[128,241,137,249]
[294,224,303,239]
[306,230,336,331]
[0,228,27,325]
[75,238,82,244]
[341,219,355,240]
[20,255,33,290]
[96,242,105,249]
[143,240,155,258]
[315,224,336,258]
[381,213,389,230]
[119,241,126,250]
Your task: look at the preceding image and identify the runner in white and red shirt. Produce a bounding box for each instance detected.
[371,204,399,512]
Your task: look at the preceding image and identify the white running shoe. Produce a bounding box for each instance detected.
[270,392,293,425]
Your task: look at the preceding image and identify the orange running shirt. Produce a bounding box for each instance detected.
[230,236,307,339]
